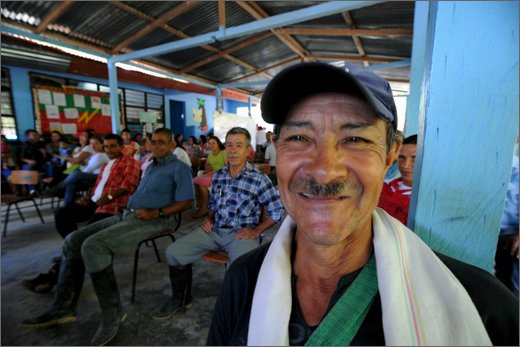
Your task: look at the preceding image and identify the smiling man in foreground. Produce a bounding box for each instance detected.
[207,62,518,346]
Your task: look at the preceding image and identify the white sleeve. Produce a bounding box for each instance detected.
[82,153,109,174]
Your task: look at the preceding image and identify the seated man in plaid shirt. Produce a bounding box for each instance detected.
[152,127,284,320]
[21,133,140,293]
[21,128,195,346]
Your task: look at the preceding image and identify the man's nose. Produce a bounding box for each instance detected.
[304,141,347,184]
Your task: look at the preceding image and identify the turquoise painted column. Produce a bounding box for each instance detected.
[404,1,430,137]
[9,67,34,139]
[408,2,519,271]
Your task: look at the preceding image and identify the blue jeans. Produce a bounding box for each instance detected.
[57,170,98,206]
[62,211,178,273]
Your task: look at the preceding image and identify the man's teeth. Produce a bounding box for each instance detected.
[300,193,346,200]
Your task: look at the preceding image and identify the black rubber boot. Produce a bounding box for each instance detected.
[152,264,193,320]
[20,258,85,328]
[89,266,127,346]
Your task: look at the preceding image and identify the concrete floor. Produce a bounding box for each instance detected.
[1,198,278,346]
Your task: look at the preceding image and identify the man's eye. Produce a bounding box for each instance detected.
[287,135,307,142]
[344,137,366,143]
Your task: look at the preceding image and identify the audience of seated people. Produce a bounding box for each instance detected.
[192,135,227,218]
[43,135,109,206]
[22,133,140,293]
[21,128,194,346]
[378,134,417,225]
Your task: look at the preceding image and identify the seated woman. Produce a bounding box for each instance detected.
[44,135,108,206]
[192,135,226,218]
[186,136,202,158]
[65,130,95,173]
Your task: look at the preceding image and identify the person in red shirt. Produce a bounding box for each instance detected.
[21,134,140,293]
[378,134,417,225]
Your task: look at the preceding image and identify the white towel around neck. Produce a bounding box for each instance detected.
[247,208,491,346]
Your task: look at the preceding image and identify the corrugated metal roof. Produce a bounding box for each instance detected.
[0,0,415,94]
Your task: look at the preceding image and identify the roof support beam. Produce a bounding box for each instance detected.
[111,1,197,54]
[342,11,367,66]
[34,1,75,34]
[314,54,402,63]
[279,28,413,36]
[363,59,411,71]
[109,1,384,64]
[109,1,272,79]
[180,32,272,74]
[219,0,226,27]
[226,56,300,84]
[235,1,311,60]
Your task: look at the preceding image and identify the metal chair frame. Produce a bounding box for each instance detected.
[1,170,45,237]
[130,212,182,303]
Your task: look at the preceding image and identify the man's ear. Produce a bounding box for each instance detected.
[385,141,401,170]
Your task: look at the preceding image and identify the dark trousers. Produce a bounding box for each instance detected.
[54,201,113,239]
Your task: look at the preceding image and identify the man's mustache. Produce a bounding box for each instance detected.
[289,177,362,196]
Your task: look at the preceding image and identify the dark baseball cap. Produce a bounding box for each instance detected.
[261,62,397,130]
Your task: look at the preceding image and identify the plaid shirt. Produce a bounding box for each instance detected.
[209,162,284,230]
[90,154,140,215]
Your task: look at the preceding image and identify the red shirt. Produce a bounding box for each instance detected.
[90,154,140,215]
[378,177,412,225]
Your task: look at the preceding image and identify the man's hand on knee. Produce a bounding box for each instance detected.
[235,228,260,240]
[135,208,160,221]
[201,218,214,233]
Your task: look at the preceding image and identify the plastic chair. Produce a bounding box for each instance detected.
[130,212,182,303]
[1,170,45,237]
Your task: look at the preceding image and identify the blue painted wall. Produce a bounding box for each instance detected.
[224,99,248,114]
[408,1,519,271]
[165,91,217,139]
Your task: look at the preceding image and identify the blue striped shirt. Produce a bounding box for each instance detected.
[209,162,284,230]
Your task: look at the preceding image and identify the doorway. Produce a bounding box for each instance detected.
[170,100,185,136]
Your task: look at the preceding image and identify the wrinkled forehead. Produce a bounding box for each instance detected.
[284,92,378,126]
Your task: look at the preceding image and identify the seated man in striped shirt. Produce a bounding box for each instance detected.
[377,134,417,225]
[152,127,284,320]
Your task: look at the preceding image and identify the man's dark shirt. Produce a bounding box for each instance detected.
[207,241,519,346]
[21,141,46,170]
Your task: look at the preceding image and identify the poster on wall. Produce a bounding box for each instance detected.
[34,85,114,135]
[192,98,208,131]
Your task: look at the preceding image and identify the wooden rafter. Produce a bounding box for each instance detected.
[278,28,413,37]
[342,11,366,65]
[111,1,197,54]
[226,56,300,84]
[34,1,75,34]
[313,54,402,63]
[219,0,226,27]
[108,1,272,79]
[180,32,272,74]
[235,1,314,61]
